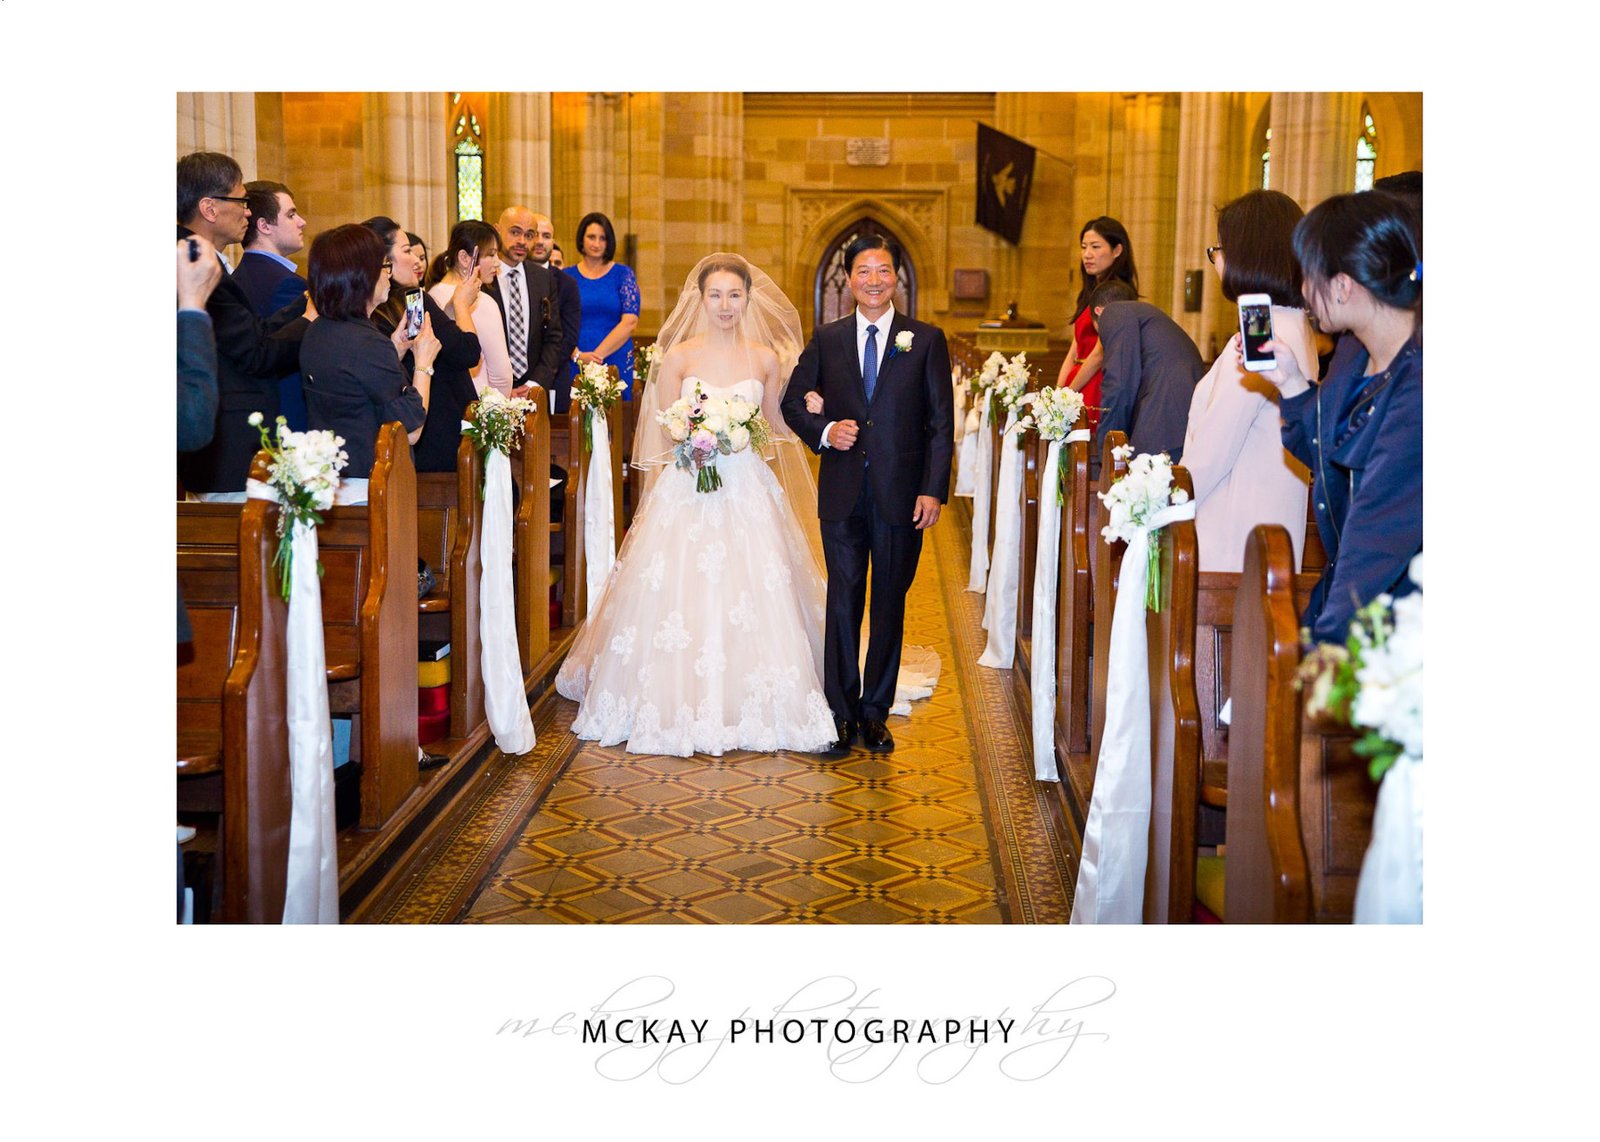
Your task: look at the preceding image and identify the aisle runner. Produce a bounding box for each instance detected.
[376,515,1072,924]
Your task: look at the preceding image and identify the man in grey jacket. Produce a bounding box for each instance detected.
[1089,279,1204,477]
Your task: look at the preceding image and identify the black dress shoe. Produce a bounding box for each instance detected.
[827,718,857,754]
[860,718,894,753]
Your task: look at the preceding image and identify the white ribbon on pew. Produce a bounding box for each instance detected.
[245,479,338,924]
[1070,495,1196,924]
[978,406,1026,664]
[1354,752,1423,923]
[966,397,995,592]
[1029,428,1092,781]
[478,445,537,756]
[953,406,980,498]
[584,411,616,610]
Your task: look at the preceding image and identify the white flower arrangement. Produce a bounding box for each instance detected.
[658,380,772,493]
[463,388,536,456]
[573,359,624,453]
[632,341,662,385]
[249,411,349,600]
[894,330,914,353]
[1097,450,1189,612]
[1013,386,1087,506]
[991,351,1035,417]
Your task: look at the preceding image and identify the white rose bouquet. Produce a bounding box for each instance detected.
[249,411,349,600]
[1016,385,1086,505]
[971,350,1006,421]
[461,388,536,494]
[1098,447,1190,612]
[657,380,772,493]
[573,359,624,454]
[992,351,1034,416]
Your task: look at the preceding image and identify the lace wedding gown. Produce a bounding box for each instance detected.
[555,378,839,756]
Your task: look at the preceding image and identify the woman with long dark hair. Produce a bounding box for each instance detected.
[300,224,438,503]
[1180,190,1314,572]
[361,214,481,388]
[566,211,641,397]
[1055,216,1138,432]
[1261,191,1422,641]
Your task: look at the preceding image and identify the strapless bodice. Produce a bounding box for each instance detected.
[682,376,763,403]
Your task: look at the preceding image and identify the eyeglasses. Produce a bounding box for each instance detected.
[209,194,251,205]
[1205,245,1223,265]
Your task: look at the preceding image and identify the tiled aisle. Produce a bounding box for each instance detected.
[376,509,1073,923]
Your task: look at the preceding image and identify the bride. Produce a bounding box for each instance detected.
[554,254,840,756]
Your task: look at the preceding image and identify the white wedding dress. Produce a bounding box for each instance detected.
[555,378,839,756]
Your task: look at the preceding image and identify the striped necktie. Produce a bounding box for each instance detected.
[507,269,527,379]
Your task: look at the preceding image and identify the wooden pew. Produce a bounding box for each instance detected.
[1016,426,1043,653]
[176,451,290,922]
[1225,525,1376,923]
[1086,431,1130,787]
[513,388,552,677]
[560,381,625,627]
[318,423,418,830]
[417,417,485,742]
[1052,426,1095,814]
[986,407,1003,554]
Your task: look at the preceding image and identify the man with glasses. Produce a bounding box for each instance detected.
[176,151,311,501]
[233,180,311,429]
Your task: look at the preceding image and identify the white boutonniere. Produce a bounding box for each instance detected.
[895,330,914,352]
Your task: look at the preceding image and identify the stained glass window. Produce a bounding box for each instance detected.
[1261,127,1272,190]
[1355,105,1378,192]
[814,221,916,327]
[453,98,485,223]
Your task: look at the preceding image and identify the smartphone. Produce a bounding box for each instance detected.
[187,236,200,262]
[1238,293,1275,372]
[403,288,425,338]
[467,245,481,277]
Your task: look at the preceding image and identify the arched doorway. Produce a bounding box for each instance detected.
[813,219,917,327]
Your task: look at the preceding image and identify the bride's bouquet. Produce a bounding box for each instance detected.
[1098,447,1189,613]
[248,411,349,600]
[658,380,772,493]
[573,359,624,454]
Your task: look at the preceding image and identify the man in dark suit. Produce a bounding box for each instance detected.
[175,151,310,499]
[489,205,564,399]
[1089,280,1205,477]
[231,179,310,429]
[530,215,581,413]
[781,236,954,754]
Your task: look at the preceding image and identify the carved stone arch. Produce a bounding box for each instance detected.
[787,192,944,335]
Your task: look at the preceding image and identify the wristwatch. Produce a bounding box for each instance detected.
[418,366,436,376]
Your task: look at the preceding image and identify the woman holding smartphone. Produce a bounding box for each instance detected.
[362,215,481,386]
[1055,216,1138,433]
[1179,190,1314,572]
[1261,191,1422,643]
[300,224,439,504]
[413,220,509,472]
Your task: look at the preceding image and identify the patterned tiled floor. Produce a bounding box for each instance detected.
[375,507,1074,924]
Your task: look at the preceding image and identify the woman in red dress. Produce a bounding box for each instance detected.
[1056,216,1139,432]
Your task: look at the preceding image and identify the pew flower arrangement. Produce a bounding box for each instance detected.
[992,351,1035,419]
[573,359,624,454]
[1016,385,1086,504]
[248,411,349,601]
[658,380,772,493]
[632,342,662,389]
[1097,448,1188,613]
[1297,554,1424,781]
[971,350,1007,421]
[462,388,536,455]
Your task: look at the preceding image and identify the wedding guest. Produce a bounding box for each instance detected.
[1261,192,1422,642]
[565,212,640,397]
[529,214,581,413]
[233,180,310,430]
[177,233,223,642]
[1055,216,1139,433]
[176,151,310,500]
[418,219,505,471]
[1180,190,1314,572]
[407,232,428,270]
[361,215,481,391]
[1088,279,1203,476]
[301,224,437,504]
[549,242,565,270]
[490,205,564,397]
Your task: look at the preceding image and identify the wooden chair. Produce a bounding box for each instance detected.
[319,422,418,829]
[176,451,291,922]
[560,376,624,627]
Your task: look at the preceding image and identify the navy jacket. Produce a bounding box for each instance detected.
[1280,333,1422,642]
[230,249,309,430]
[1092,301,1204,476]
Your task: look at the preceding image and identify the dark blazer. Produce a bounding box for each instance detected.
[175,224,309,493]
[301,317,426,480]
[484,261,563,389]
[1280,333,1422,642]
[372,293,483,475]
[545,265,581,412]
[1092,300,1204,473]
[782,312,954,524]
[230,248,310,431]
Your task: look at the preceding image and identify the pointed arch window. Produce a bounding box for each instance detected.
[1261,126,1272,190]
[813,220,916,327]
[452,94,484,222]
[1354,104,1378,191]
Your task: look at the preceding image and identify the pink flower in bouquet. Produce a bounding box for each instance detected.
[690,428,717,452]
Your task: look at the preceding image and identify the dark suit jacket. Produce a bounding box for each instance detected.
[175,225,310,493]
[484,261,563,389]
[1092,300,1204,474]
[544,265,581,412]
[230,249,309,430]
[781,312,954,524]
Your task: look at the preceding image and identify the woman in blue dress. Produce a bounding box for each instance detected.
[566,211,641,397]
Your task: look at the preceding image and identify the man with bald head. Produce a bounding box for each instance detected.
[489,204,564,399]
